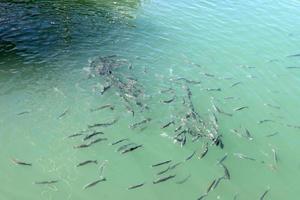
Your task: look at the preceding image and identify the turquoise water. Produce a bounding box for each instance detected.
[1,1,300,199]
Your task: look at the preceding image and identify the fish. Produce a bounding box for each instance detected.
[88,119,118,128]
[202,72,215,77]
[121,144,143,154]
[110,138,129,145]
[199,144,208,159]
[83,178,106,189]
[234,106,249,111]
[206,88,221,92]
[90,104,114,112]
[206,179,216,193]
[272,148,278,164]
[220,163,230,179]
[175,174,191,184]
[211,101,232,116]
[266,132,279,137]
[161,120,175,129]
[129,118,151,129]
[152,160,172,168]
[264,103,280,109]
[197,193,208,200]
[159,88,174,94]
[73,143,91,149]
[175,77,201,84]
[213,176,225,190]
[67,133,84,138]
[185,150,196,161]
[11,158,32,166]
[217,154,228,164]
[153,174,176,184]
[83,131,104,141]
[17,111,30,116]
[89,138,108,145]
[76,160,98,167]
[287,53,300,57]
[230,82,242,88]
[233,153,256,161]
[162,96,176,104]
[169,162,182,170]
[258,119,275,124]
[128,182,145,190]
[117,143,136,152]
[286,66,300,69]
[34,180,58,185]
[58,108,69,119]
[259,189,270,200]
[98,160,108,177]
[244,128,253,140]
[157,166,170,175]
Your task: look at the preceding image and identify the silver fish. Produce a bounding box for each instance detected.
[83,178,106,189]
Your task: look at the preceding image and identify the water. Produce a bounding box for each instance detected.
[1,0,300,199]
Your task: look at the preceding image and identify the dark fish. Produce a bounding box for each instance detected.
[83,178,106,189]
[67,133,84,138]
[258,119,275,124]
[185,150,196,161]
[175,77,201,84]
[206,179,216,193]
[90,104,114,112]
[17,111,30,116]
[129,118,151,129]
[76,160,98,167]
[58,108,69,119]
[110,138,129,145]
[287,53,300,57]
[259,189,270,200]
[117,143,136,152]
[230,82,242,88]
[34,180,58,185]
[153,174,176,184]
[157,166,170,175]
[213,176,225,190]
[211,102,232,116]
[285,124,300,129]
[202,72,215,77]
[266,132,279,137]
[73,143,91,149]
[272,149,278,164]
[286,66,300,69]
[89,138,108,145]
[197,193,208,200]
[169,162,182,170]
[88,119,118,128]
[159,88,174,94]
[83,131,104,141]
[217,154,228,164]
[128,182,145,190]
[175,125,183,132]
[175,174,191,184]
[245,128,253,140]
[206,88,221,92]
[11,158,32,166]
[162,96,176,104]
[121,144,143,154]
[199,144,208,159]
[220,163,230,179]
[234,106,249,111]
[161,120,175,129]
[152,160,172,168]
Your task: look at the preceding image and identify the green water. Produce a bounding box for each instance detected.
[1,1,300,199]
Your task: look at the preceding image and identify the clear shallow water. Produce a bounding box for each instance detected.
[1,0,300,199]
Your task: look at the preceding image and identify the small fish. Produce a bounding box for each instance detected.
[199,144,208,159]
[197,193,208,200]
[152,160,172,168]
[202,72,215,77]
[67,133,84,138]
[121,144,143,154]
[220,163,230,179]
[230,82,242,88]
[244,128,253,140]
[176,174,191,184]
[272,148,278,164]
[157,166,170,175]
[162,96,176,104]
[258,119,275,124]
[89,138,108,145]
[259,189,270,200]
[11,158,32,166]
[17,111,30,116]
[233,153,256,161]
[83,131,104,141]
[34,180,58,185]
[83,178,106,189]
[206,179,216,193]
[217,154,228,164]
[88,119,118,128]
[175,77,201,84]
[90,104,114,112]
[234,106,248,111]
[110,138,129,145]
[287,53,300,58]
[169,162,182,170]
[76,160,98,167]
[128,182,145,190]
[58,108,69,119]
[213,176,225,190]
[73,143,91,149]
[264,103,280,109]
[129,118,151,129]
[117,143,136,152]
[153,174,176,184]
[159,88,174,94]
[185,150,196,161]
[206,88,221,92]
[161,121,175,129]
[266,132,279,137]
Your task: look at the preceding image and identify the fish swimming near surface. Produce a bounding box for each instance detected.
[230,81,242,88]
[199,144,208,159]
[156,166,170,175]
[90,104,114,112]
[128,182,145,190]
[88,118,118,128]
[259,189,270,200]
[220,163,230,179]
[67,133,84,138]
[206,179,216,193]
[121,144,143,154]
[58,108,69,119]
[175,174,191,184]
[83,131,104,141]
[233,153,256,161]
[11,158,32,166]
[88,138,108,145]
[234,106,249,111]
[76,160,98,167]
[286,53,300,58]
[161,120,175,129]
[73,143,91,149]
[110,138,129,145]
[266,132,279,137]
[185,150,196,161]
[152,160,172,168]
[34,180,59,185]
[17,111,30,116]
[217,153,228,165]
[197,193,208,200]
[153,174,176,184]
[129,118,151,129]
[83,178,106,189]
